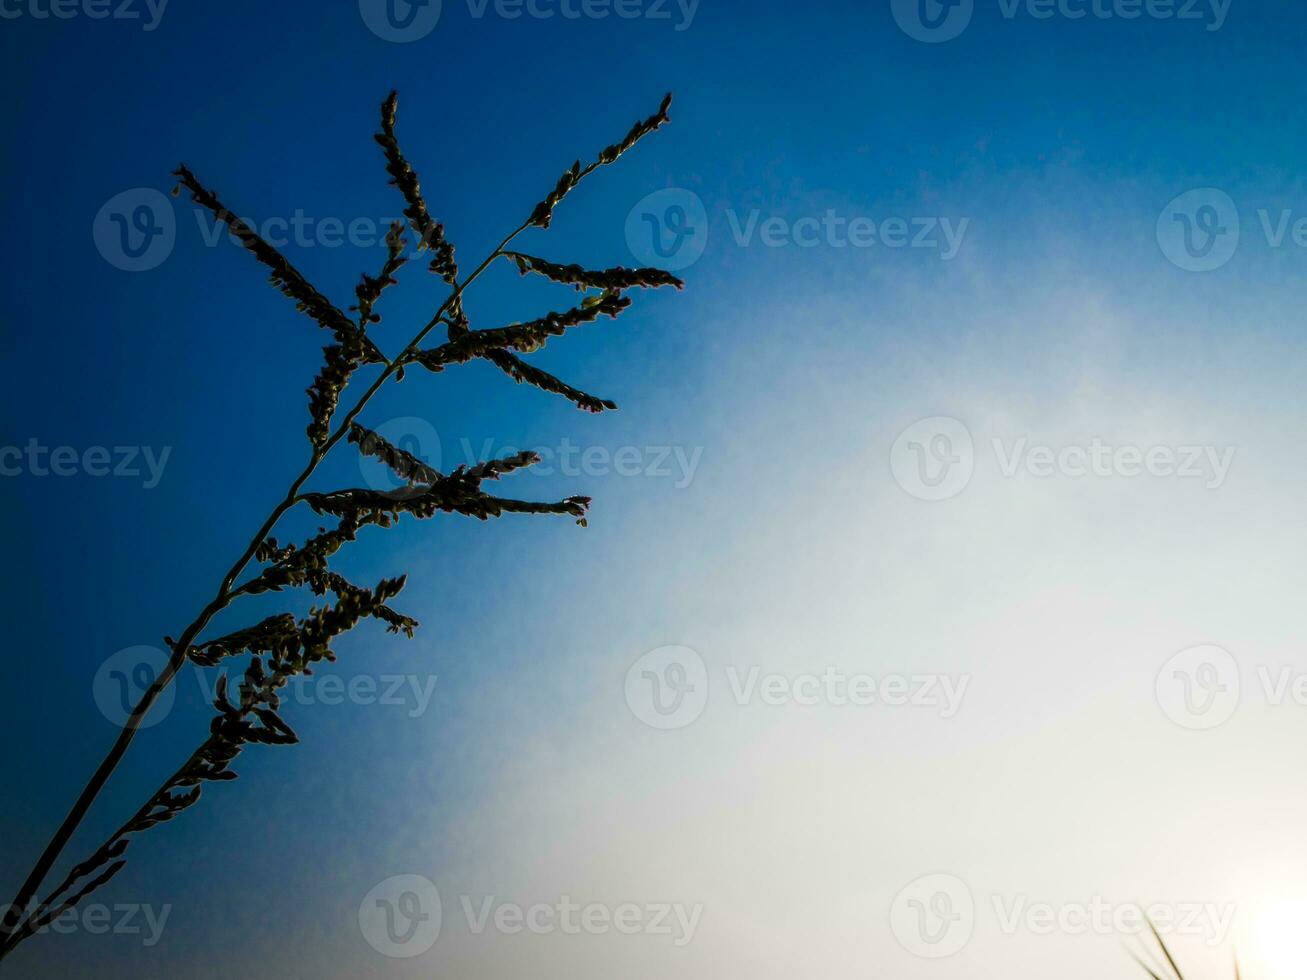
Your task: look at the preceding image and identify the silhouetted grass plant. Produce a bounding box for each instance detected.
[0,89,681,962]
[1131,918,1242,980]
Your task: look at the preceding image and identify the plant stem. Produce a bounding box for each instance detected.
[0,223,528,955]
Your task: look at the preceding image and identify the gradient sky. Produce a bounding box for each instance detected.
[4,1,1307,978]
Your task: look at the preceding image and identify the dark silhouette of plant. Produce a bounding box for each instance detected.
[1130,917,1242,979]
[0,89,681,963]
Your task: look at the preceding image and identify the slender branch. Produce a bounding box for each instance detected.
[1,87,678,960]
[0,220,530,956]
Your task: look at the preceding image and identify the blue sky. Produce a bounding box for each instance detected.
[4,2,1307,978]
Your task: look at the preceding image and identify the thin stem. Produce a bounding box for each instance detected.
[0,224,528,956]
